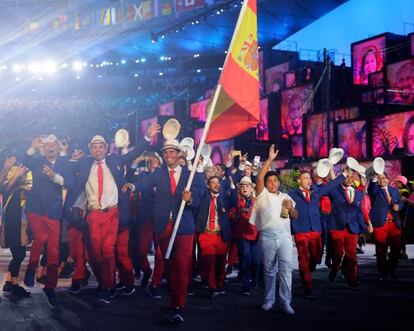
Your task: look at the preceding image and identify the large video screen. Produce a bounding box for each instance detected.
[329,107,360,148]
[306,112,327,158]
[372,110,414,156]
[159,101,175,116]
[190,98,210,122]
[193,127,234,165]
[386,59,414,105]
[352,35,386,85]
[281,84,313,136]
[265,62,289,94]
[141,116,158,146]
[256,98,269,140]
[209,140,235,165]
[291,135,303,157]
[337,120,367,159]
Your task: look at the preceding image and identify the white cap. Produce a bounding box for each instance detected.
[89,135,107,147]
[162,138,181,151]
[245,161,253,167]
[238,176,255,187]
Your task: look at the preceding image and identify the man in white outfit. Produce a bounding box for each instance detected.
[250,144,297,315]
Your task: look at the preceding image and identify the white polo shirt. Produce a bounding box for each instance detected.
[250,188,295,237]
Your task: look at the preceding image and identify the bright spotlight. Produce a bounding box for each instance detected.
[121,59,126,64]
[159,72,163,76]
[43,60,57,74]
[12,64,22,73]
[28,62,41,74]
[73,61,83,71]
[141,58,146,63]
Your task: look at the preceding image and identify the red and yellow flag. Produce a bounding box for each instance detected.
[205,0,260,143]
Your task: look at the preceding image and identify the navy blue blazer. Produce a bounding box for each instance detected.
[327,186,365,234]
[195,192,234,243]
[134,165,202,235]
[289,174,345,234]
[368,181,402,228]
[22,154,74,221]
[132,171,156,224]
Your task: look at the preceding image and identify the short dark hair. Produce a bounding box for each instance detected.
[215,163,225,172]
[207,176,220,185]
[264,171,280,185]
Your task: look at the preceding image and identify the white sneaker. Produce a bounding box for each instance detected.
[280,303,295,315]
[262,302,273,311]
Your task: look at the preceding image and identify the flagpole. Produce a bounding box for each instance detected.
[165,0,251,259]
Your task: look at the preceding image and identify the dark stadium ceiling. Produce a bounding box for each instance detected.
[0,0,348,61]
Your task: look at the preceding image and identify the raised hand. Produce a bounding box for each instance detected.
[59,139,69,155]
[240,152,248,164]
[71,149,84,161]
[3,156,16,171]
[146,124,161,139]
[31,137,44,151]
[13,165,27,178]
[268,144,279,160]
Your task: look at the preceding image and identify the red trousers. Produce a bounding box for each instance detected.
[294,231,322,290]
[373,221,401,276]
[329,228,358,282]
[137,219,153,275]
[227,240,239,266]
[26,212,60,289]
[86,208,119,289]
[199,232,228,290]
[116,226,134,287]
[154,222,194,309]
[67,225,88,284]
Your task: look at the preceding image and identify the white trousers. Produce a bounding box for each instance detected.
[259,232,293,306]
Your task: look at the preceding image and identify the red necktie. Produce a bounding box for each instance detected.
[209,195,216,230]
[97,162,103,206]
[302,189,310,203]
[382,187,392,204]
[169,169,177,195]
[343,187,351,204]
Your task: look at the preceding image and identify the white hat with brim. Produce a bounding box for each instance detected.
[162,119,181,139]
[201,144,212,158]
[373,157,385,175]
[115,129,130,149]
[182,145,195,161]
[162,138,182,151]
[237,176,256,187]
[329,148,344,165]
[89,135,107,148]
[316,158,331,178]
[244,161,253,168]
[180,137,195,149]
[346,157,360,172]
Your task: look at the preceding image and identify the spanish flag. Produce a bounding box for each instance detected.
[205,0,260,143]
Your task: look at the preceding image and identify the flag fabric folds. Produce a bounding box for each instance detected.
[205,0,260,143]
